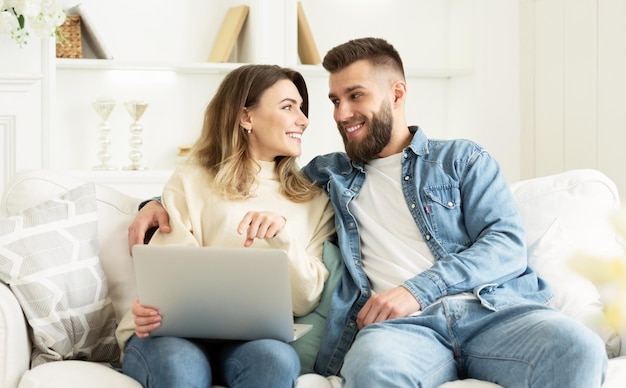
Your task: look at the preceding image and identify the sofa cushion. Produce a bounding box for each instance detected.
[510,169,622,257]
[19,361,141,388]
[511,169,623,357]
[528,219,621,357]
[0,183,119,366]
[292,240,342,374]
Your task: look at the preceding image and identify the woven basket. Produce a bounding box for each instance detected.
[56,15,82,58]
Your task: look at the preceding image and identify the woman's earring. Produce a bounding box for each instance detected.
[246,129,252,134]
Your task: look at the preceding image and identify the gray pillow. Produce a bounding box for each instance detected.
[0,183,119,366]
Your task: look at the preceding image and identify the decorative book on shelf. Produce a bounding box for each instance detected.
[297,2,320,65]
[209,5,250,63]
[68,3,113,60]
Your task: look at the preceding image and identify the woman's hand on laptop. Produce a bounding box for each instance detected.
[237,211,287,247]
[132,297,162,338]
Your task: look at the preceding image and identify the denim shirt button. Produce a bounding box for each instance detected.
[425,234,431,240]
[404,175,410,181]
[410,203,416,209]
[447,201,453,207]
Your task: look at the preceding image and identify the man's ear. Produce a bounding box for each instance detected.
[240,107,252,131]
[392,80,407,106]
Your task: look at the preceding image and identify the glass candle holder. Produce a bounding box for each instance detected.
[123,99,149,170]
[91,97,116,170]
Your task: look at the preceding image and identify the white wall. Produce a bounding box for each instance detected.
[301,0,521,183]
[0,37,55,191]
[520,0,626,196]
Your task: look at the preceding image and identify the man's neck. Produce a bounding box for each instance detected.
[377,125,413,158]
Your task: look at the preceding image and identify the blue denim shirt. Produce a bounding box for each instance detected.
[302,127,553,376]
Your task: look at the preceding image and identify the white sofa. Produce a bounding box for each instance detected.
[1,168,625,388]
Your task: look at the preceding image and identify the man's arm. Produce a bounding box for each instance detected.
[359,148,527,327]
[404,149,528,307]
[128,199,171,253]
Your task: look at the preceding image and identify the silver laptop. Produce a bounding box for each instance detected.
[131,244,312,342]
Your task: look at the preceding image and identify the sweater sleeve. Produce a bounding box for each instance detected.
[115,171,196,356]
[149,170,201,247]
[267,197,336,316]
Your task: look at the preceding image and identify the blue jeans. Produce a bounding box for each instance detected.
[341,299,607,388]
[122,335,299,388]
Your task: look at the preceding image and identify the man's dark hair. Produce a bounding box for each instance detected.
[322,37,405,80]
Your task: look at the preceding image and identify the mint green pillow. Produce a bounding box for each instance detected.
[292,240,342,374]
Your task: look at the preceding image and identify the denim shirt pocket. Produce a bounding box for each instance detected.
[423,185,465,245]
[423,185,461,209]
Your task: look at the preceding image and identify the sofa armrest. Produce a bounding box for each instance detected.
[0,282,30,388]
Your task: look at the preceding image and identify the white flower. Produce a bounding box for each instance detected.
[1,0,65,46]
[0,10,19,34]
[570,208,626,330]
[9,0,42,18]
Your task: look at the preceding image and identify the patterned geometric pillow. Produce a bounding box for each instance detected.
[0,183,120,367]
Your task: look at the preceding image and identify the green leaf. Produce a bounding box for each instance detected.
[17,14,25,29]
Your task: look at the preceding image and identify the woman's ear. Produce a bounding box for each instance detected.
[239,107,252,131]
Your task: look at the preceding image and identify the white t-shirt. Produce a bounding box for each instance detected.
[350,153,436,294]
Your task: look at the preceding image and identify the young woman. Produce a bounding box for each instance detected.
[116,64,335,388]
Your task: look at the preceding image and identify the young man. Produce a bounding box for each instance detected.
[130,38,607,387]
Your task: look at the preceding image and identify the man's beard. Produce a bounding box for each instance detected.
[340,101,393,163]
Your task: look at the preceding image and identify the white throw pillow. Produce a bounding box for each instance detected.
[0,183,119,366]
[528,218,621,357]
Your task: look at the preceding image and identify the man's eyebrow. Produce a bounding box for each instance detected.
[328,85,364,99]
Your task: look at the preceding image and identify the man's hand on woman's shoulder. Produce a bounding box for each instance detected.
[128,200,171,254]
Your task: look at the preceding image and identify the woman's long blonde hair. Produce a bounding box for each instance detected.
[190,64,320,202]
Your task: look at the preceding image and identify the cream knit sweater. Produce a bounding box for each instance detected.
[116,161,335,351]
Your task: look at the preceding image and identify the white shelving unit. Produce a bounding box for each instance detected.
[57,59,472,79]
[56,59,242,74]
[1,0,523,194]
[51,0,483,175]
